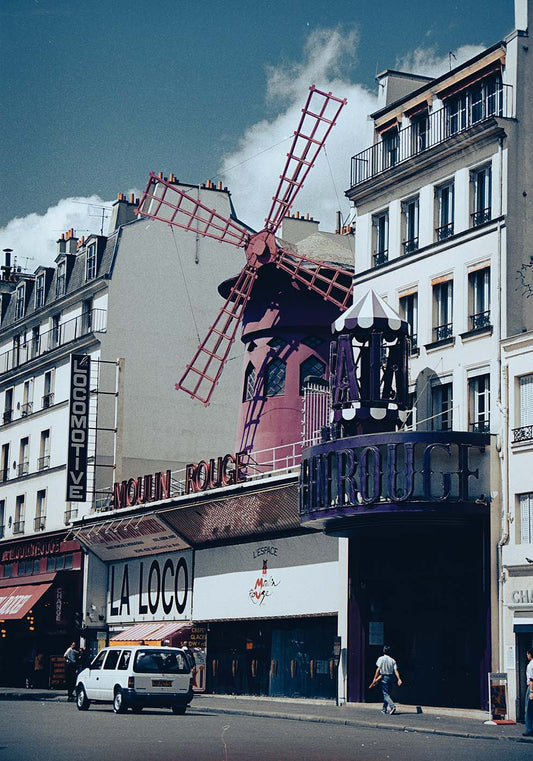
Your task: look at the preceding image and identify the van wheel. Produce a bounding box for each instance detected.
[171,704,186,715]
[76,685,90,711]
[113,688,127,714]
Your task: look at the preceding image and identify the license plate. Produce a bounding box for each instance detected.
[152,679,172,687]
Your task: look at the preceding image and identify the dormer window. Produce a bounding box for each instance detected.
[15,284,25,320]
[86,242,97,281]
[56,261,66,297]
[35,273,45,309]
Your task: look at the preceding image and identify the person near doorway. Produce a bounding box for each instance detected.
[371,645,402,715]
[64,642,79,702]
[524,648,533,737]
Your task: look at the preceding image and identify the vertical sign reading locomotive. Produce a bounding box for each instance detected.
[66,354,91,501]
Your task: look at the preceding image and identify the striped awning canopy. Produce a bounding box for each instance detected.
[110,620,191,646]
[333,290,406,335]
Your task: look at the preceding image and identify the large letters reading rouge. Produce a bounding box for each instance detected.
[185,452,247,494]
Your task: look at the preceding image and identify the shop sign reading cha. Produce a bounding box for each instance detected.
[112,451,248,509]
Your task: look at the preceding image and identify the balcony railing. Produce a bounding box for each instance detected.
[41,392,55,409]
[350,84,512,187]
[373,250,389,267]
[433,323,453,342]
[21,402,33,417]
[436,222,454,241]
[0,308,106,375]
[471,420,490,433]
[403,238,419,255]
[34,516,46,531]
[13,520,25,534]
[0,524,4,539]
[38,455,50,471]
[471,207,491,227]
[2,408,13,425]
[470,311,491,331]
[408,334,418,354]
[513,425,533,443]
[17,461,29,477]
[64,507,78,525]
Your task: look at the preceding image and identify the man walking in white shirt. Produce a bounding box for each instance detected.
[371,645,402,715]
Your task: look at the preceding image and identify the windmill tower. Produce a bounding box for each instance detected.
[137,86,354,460]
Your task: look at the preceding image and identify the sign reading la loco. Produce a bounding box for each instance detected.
[300,431,490,526]
[66,354,91,501]
[108,551,192,623]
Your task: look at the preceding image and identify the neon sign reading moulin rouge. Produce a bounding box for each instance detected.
[300,432,489,515]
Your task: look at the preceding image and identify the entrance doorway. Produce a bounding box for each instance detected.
[347,517,490,709]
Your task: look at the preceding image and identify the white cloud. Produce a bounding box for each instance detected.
[0,196,117,270]
[396,44,485,79]
[217,27,377,233]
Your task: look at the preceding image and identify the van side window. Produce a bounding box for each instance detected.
[117,650,131,670]
[90,651,107,670]
[103,650,121,670]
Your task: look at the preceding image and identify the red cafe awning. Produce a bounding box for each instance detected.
[110,621,192,646]
[0,583,52,620]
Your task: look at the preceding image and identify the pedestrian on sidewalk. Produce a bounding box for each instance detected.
[64,642,79,702]
[370,645,402,715]
[524,647,533,737]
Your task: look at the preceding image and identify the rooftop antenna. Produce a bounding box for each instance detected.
[89,206,111,235]
[19,255,35,273]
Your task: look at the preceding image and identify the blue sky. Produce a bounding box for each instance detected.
[0,0,515,265]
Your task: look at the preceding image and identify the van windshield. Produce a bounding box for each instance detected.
[133,649,189,674]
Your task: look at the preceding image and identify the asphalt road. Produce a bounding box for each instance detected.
[0,700,529,761]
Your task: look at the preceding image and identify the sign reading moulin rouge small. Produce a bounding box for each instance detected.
[113,470,172,510]
[66,353,91,501]
[185,451,247,494]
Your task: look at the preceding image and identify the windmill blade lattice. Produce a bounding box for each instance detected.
[137,86,351,405]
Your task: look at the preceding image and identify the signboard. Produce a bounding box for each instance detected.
[194,534,340,620]
[332,636,342,665]
[113,470,172,510]
[66,354,91,501]
[73,513,189,561]
[185,451,247,495]
[489,672,508,720]
[108,550,193,623]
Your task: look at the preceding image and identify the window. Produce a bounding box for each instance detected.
[468,374,490,432]
[39,430,50,471]
[51,313,61,347]
[86,243,97,281]
[243,363,256,402]
[1,443,9,483]
[0,500,4,539]
[35,274,45,309]
[513,374,533,443]
[382,127,399,169]
[14,495,25,534]
[22,379,33,417]
[3,387,13,425]
[18,437,29,477]
[12,335,21,368]
[268,336,288,351]
[42,370,55,409]
[432,279,453,342]
[31,325,40,359]
[402,197,419,254]
[411,111,429,153]
[104,650,121,670]
[432,382,453,431]
[471,165,492,226]
[468,267,491,330]
[471,75,503,123]
[56,261,66,297]
[399,292,418,352]
[118,651,132,670]
[372,210,389,266]
[519,493,533,544]
[15,284,25,320]
[90,651,106,670]
[299,356,326,394]
[82,299,93,334]
[447,92,468,135]
[265,357,286,397]
[35,490,46,531]
[435,181,454,240]
[302,335,323,349]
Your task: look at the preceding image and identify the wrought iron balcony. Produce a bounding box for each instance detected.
[403,238,419,255]
[21,402,33,417]
[34,516,46,531]
[13,520,25,534]
[38,455,50,471]
[513,425,533,443]
[471,207,491,227]
[373,250,389,267]
[17,461,29,477]
[2,408,13,425]
[436,222,454,241]
[0,308,106,375]
[350,84,512,188]
[433,323,453,342]
[471,420,490,433]
[470,311,491,330]
[41,392,54,409]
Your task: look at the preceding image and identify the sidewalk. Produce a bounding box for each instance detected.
[0,687,531,744]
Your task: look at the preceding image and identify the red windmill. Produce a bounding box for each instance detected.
[137,85,353,406]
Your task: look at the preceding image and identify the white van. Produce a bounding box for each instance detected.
[75,645,194,714]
